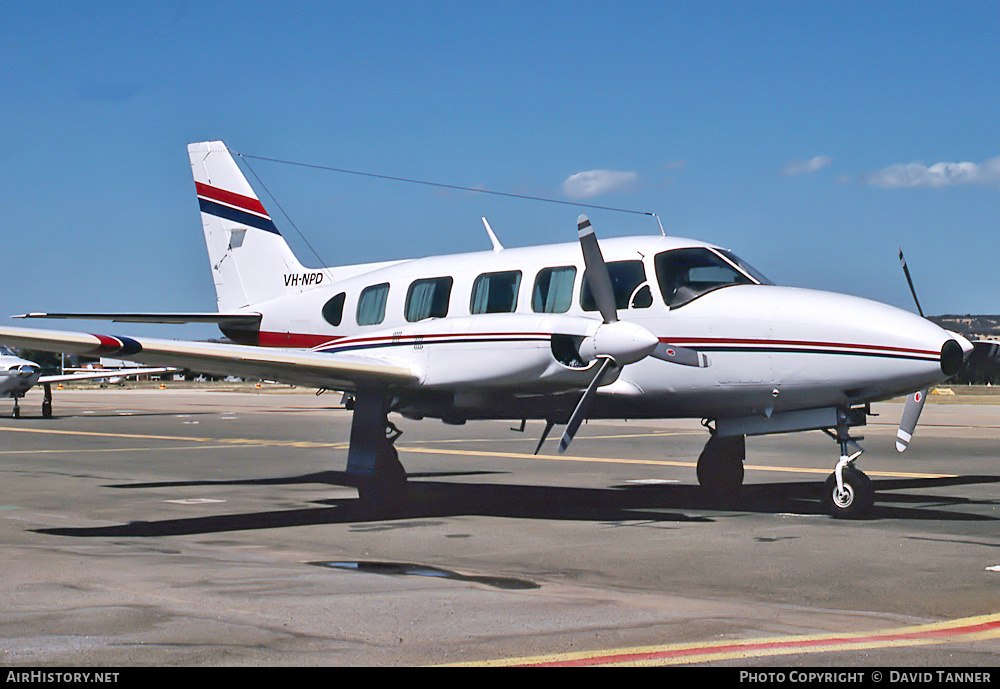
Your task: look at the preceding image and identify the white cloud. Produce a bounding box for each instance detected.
[782,156,832,176]
[562,170,639,200]
[867,157,1000,189]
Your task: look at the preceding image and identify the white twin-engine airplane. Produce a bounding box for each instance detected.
[0,141,973,518]
[0,345,174,418]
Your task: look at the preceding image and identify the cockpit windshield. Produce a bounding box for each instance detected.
[0,346,16,357]
[654,248,772,308]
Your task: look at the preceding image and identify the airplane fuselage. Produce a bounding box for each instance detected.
[222,234,964,425]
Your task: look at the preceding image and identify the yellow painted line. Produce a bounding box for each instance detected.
[0,445,279,455]
[0,425,342,449]
[409,430,702,444]
[445,612,1000,666]
[0,425,954,480]
[398,446,955,480]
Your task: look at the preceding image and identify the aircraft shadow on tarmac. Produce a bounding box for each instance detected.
[33,471,1000,538]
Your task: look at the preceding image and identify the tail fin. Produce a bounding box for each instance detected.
[188,141,318,311]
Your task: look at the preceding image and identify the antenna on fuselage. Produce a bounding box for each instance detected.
[482,217,504,252]
[652,213,666,237]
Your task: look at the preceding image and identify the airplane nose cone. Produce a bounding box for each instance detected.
[941,337,972,377]
[941,333,973,377]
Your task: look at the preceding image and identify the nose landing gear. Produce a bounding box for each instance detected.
[821,409,875,519]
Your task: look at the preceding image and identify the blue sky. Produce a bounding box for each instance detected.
[2,2,998,340]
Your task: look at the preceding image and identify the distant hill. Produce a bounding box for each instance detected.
[929,315,1000,340]
[928,315,1000,384]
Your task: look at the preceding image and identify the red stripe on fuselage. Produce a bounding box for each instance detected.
[195,182,269,218]
[254,331,937,357]
[256,331,551,350]
[258,331,342,348]
[662,336,938,358]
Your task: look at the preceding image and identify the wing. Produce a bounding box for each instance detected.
[0,326,418,390]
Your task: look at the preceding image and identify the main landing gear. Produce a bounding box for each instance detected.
[696,433,745,506]
[346,391,408,510]
[697,406,876,519]
[9,384,53,419]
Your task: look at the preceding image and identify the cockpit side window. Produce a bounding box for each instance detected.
[654,248,764,308]
[581,260,651,312]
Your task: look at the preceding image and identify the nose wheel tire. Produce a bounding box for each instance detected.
[822,465,874,519]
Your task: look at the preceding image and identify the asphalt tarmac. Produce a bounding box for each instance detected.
[2,385,1000,667]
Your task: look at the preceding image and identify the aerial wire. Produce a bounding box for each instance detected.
[236,153,336,277]
[235,151,666,235]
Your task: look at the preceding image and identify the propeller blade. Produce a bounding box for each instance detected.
[578,215,618,324]
[651,342,710,368]
[558,357,615,454]
[895,388,927,452]
[534,419,556,455]
[897,247,925,318]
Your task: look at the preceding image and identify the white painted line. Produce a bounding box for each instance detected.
[165,498,226,505]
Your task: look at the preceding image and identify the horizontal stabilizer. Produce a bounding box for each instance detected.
[14,312,261,327]
[39,367,178,384]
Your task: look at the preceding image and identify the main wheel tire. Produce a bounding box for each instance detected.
[356,445,408,512]
[822,465,874,519]
[697,434,745,505]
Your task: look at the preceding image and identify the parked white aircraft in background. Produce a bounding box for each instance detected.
[0,345,174,418]
[0,141,973,518]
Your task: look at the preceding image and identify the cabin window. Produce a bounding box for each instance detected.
[357,283,390,326]
[532,266,576,313]
[321,292,347,327]
[405,277,453,322]
[654,248,763,308]
[471,271,521,314]
[581,260,652,312]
